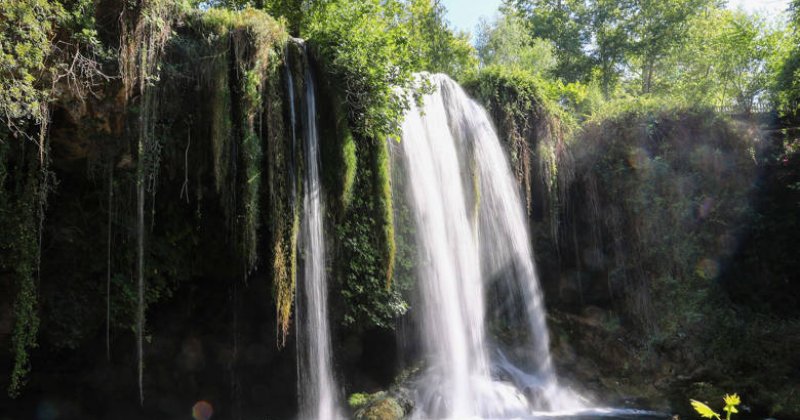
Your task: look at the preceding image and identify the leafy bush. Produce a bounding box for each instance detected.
[305,0,417,139]
[348,392,370,409]
[0,0,62,126]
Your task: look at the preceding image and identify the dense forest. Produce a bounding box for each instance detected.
[0,0,799,419]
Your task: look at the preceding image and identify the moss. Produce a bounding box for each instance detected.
[354,392,404,420]
[273,210,299,346]
[313,53,357,216]
[561,108,769,408]
[193,7,287,44]
[251,30,297,347]
[373,136,395,287]
[336,136,407,329]
[340,119,357,211]
[190,7,288,273]
[209,53,233,202]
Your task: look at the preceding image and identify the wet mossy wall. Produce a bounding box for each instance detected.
[308,50,406,331]
[1,4,410,416]
[551,108,800,417]
[0,5,399,418]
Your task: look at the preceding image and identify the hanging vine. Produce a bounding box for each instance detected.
[119,0,177,405]
[0,118,51,398]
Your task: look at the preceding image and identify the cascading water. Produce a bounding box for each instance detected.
[397,74,584,418]
[399,80,493,417]
[295,45,341,420]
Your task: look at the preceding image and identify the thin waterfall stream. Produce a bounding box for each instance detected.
[295,44,341,420]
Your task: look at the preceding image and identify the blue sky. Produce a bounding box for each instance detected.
[442,0,792,37]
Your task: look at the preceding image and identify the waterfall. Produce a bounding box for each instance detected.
[295,45,341,420]
[397,74,582,418]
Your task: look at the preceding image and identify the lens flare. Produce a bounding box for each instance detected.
[192,400,213,420]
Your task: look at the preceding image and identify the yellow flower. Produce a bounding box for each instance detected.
[724,393,741,406]
[723,393,741,414]
[691,399,721,419]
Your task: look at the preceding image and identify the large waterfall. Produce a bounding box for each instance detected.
[295,46,341,420]
[397,74,581,418]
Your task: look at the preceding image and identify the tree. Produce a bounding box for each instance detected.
[773,0,800,118]
[510,0,593,82]
[400,0,477,79]
[626,0,717,94]
[474,10,556,75]
[657,8,787,112]
[587,0,633,96]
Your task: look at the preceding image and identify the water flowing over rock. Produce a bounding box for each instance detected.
[295,44,341,420]
[396,74,583,418]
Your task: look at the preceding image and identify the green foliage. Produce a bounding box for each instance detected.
[0,132,44,397]
[506,0,782,107]
[305,0,475,138]
[316,75,358,214]
[661,9,785,112]
[627,0,715,94]
[0,0,62,127]
[192,7,288,272]
[399,0,477,79]
[574,105,755,338]
[510,0,593,82]
[475,11,556,75]
[374,137,395,286]
[774,4,800,118]
[341,130,357,209]
[305,0,415,139]
[587,94,694,123]
[274,211,300,345]
[337,140,407,328]
[463,65,567,121]
[348,392,370,409]
[558,79,604,119]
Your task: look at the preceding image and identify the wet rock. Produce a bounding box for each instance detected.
[354,392,404,420]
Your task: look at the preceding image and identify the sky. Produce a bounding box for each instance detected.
[441,0,792,36]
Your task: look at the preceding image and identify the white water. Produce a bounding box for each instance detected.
[397,74,584,418]
[296,47,340,420]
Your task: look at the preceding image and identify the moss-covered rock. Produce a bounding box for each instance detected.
[354,392,405,420]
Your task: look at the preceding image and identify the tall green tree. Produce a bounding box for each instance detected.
[627,0,717,94]
[474,10,556,75]
[587,0,633,96]
[656,8,787,112]
[400,0,477,79]
[774,0,800,118]
[511,0,593,82]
